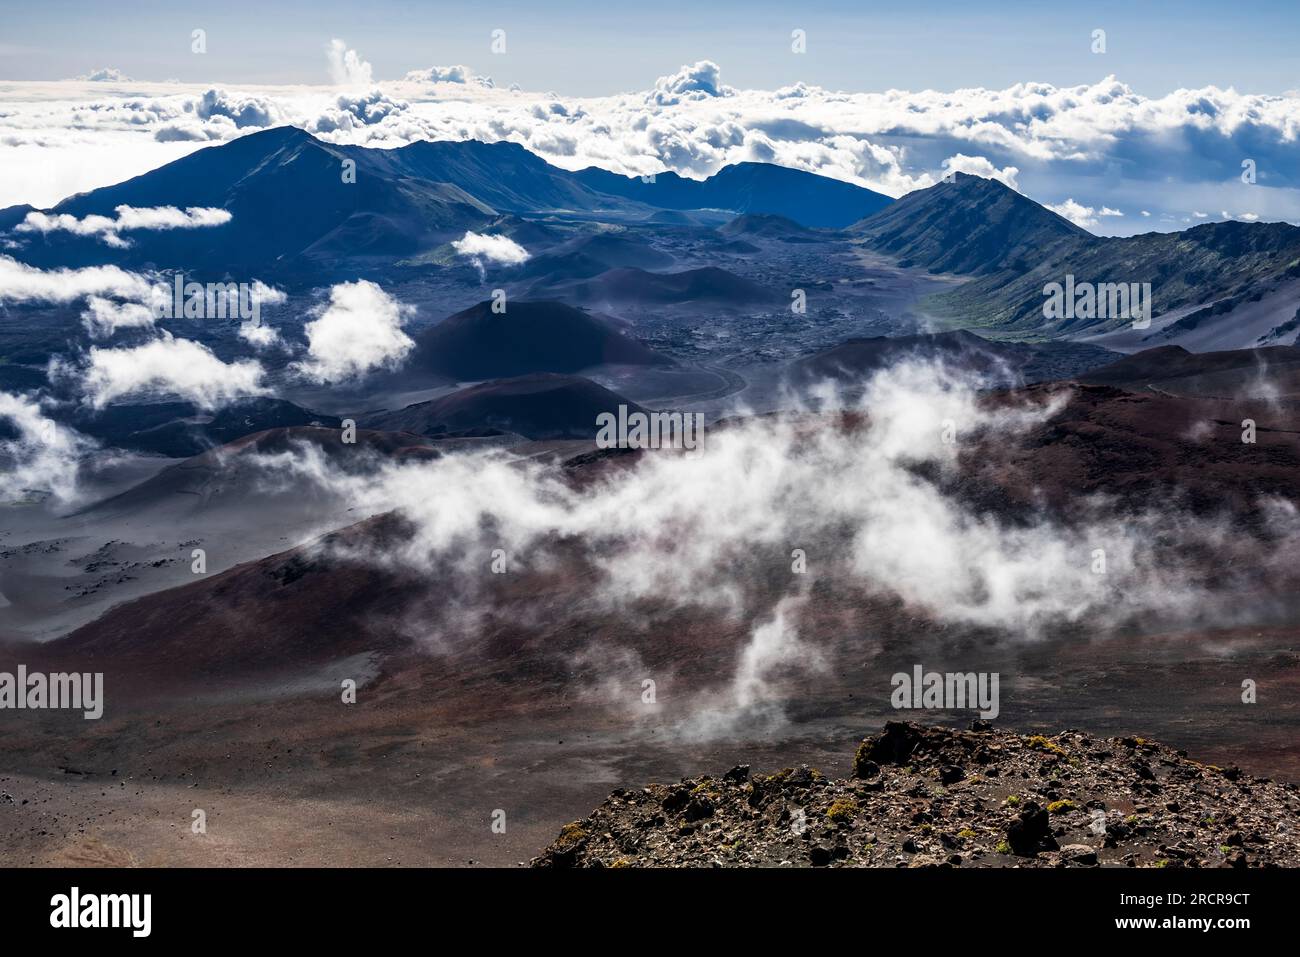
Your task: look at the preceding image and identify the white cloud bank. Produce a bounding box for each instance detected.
[403,65,494,88]
[0,255,152,304]
[649,60,733,105]
[15,205,231,247]
[76,334,268,408]
[3,43,1300,231]
[75,68,130,83]
[0,257,288,344]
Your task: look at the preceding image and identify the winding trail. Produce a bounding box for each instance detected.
[641,363,747,406]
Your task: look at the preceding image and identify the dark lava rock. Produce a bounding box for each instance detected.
[531,722,1300,868]
[662,788,690,814]
[939,765,966,785]
[684,796,715,822]
[857,722,922,768]
[1006,802,1059,857]
[784,767,816,789]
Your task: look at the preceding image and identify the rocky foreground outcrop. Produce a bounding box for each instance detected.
[532,722,1300,868]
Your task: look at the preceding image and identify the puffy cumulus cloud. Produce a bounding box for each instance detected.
[114,204,231,230]
[16,211,125,247]
[310,89,409,133]
[0,255,166,339]
[773,82,820,100]
[639,114,749,175]
[76,334,268,408]
[649,60,733,105]
[405,64,471,84]
[0,390,95,504]
[451,231,529,277]
[941,154,1021,190]
[1046,199,1093,228]
[76,68,129,83]
[1046,198,1123,230]
[17,85,279,144]
[0,256,287,347]
[293,280,414,384]
[326,39,373,88]
[15,204,231,247]
[737,131,925,196]
[0,255,152,304]
[188,88,282,130]
[403,65,494,88]
[150,88,285,142]
[235,282,287,350]
[59,95,186,136]
[80,281,280,347]
[238,321,282,350]
[80,296,158,337]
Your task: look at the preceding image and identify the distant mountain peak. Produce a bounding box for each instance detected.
[851,173,1091,277]
[572,161,891,228]
[239,124,317,147]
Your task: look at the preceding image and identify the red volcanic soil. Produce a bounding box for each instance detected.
[1080,344,1300,398]
[1085,345,1278,382]
[964,383,1300,518]
[361,373,645,440]
[2,382,1299,867]
[41,513,421,681]
[79,425,439,517]
[789,330,1116,386]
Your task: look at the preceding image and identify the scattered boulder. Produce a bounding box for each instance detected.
[723,765,750,784]
[856,722,922,768]
[1060,844,1099,866]
[1006,802,1059,856]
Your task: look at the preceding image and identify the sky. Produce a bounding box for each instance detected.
[0,2,1298,233]
[3,0,1299,96]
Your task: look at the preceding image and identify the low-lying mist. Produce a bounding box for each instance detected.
[215,361,1300,736]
